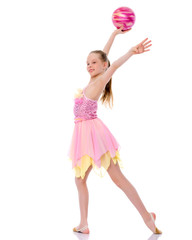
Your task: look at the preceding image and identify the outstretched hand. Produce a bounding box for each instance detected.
[131,38,152,54]
[115,25,132,35]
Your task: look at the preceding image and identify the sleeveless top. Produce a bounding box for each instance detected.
[73,88,98,123]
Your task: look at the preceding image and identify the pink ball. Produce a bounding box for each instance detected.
[112,7,136,31]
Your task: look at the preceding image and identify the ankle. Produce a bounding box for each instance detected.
[80,221,88,226]
[143,212,152,223]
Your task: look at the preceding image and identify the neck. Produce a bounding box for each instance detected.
[89,72,104,83]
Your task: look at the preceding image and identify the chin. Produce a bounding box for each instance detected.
[90,73,97,77]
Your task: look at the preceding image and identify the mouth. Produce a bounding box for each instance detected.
[88,69,94,73]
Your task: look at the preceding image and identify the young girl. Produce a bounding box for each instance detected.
[68,26,162,235]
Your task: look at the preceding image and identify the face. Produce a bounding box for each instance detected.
[86,53,107,78]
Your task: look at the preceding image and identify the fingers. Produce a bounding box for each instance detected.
[144,43,152,49]
[143,44,152,52]
[143,40,152,46]
[139,38,149,45]
[122,28,132,33]
[135,39,152,49]
[119,25,132,33]
[118,25,125,32]
[135,38,152,46]
[143,49,150,52]
[119,25,124,31]
[134,39,147,48]
[135,44,152,54]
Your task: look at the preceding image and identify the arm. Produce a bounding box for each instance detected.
[101,38,152,85]
[103,26,131,56]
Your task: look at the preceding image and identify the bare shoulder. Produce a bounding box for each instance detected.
[84,80,106,101]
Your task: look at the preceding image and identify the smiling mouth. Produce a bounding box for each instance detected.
[89,69,94,73]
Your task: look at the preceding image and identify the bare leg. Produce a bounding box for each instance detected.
[75,165,92,229]
[107,159,160,233]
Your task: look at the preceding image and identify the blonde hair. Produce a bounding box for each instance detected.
[90,50,113,109]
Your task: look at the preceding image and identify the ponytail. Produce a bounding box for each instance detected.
[100,59,113,109]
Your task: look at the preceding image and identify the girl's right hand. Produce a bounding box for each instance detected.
[114,25,132,35]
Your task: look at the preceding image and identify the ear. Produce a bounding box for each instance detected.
[103,61,108,70]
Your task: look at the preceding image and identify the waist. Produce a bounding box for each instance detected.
[74,117,97,123]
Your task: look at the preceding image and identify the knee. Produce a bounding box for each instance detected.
[75,176,86,188]
[109,170,125,189]
[111,176,123,188]
[107,160,124,187]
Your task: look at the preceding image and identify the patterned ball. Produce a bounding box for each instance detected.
[112,7,136,31]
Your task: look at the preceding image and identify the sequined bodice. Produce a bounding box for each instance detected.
[73,88,98,123]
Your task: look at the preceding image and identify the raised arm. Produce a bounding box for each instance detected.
[101,38,152,85]
[103,26,131,56]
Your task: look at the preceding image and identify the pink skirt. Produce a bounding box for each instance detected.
[68,117,123,179]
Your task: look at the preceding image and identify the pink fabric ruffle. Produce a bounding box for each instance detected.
[68,117,121,169]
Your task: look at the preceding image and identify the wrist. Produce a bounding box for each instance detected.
[129,48,135,56]
[128,49,134,56]
[112,30,118,37]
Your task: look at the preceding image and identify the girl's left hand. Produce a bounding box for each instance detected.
[131,38,152,54]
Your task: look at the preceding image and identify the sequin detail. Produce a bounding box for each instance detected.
[73,88,98,123]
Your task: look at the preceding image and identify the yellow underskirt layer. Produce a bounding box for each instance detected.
[69,150,123,179]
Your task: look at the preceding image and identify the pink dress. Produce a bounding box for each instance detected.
[68,87,123,179]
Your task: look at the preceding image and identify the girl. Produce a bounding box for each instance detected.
[68,26,162,235]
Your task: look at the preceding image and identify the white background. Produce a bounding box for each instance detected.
[0,0,192,239]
